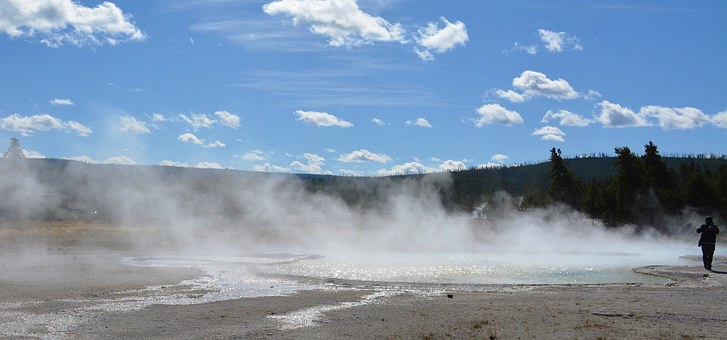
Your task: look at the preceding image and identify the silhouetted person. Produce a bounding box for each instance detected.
[697,216,719,271]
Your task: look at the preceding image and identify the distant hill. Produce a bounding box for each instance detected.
[1,156,725,224]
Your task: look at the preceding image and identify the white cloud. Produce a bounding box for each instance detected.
[541,109,593,127]
[160,160,190,168]
[152,113,168,122]
[406,117,432,128]
[437,159,466,172]
[263,0,405,47]
[584,90,602,100]
[713,109,727,129]
[337,149,391,163]
[0,0,145,47]
[66,155,96,163]
[104,155,136,165]
[254,163,291,173]
[64,121,93,136]
[195,162,223,169]
[371,117,387,125]
[493,89,528,103]
[203,140,226,148]
[0,113,92,136]
[474,104,523,126]
[22,149,45,158]
[537,29,582,52]
[68,155,135,165]
[641,106,711,130]
[594,101,650,128]
[502,42,538,55]
[296,110,353,127]
[177,133,224,148]
[376,162,434,176]
[290,152,326,174]
[414,17,468,61]
[119,115,151,134]
[214,110,240,128]
[50,98,74,105]
[242,150,266,161]
[532,126,566,142]
[179,113,216,130]
[491,154,509,163]
[496,70,580,102]
[177,133,204,145]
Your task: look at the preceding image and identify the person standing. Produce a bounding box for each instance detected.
[697,216,720,270]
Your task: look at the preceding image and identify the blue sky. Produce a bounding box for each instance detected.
[1,0,725,175]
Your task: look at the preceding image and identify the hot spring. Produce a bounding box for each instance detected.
[125,241,694,299]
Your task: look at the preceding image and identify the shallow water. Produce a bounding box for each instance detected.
[126,246,693,287]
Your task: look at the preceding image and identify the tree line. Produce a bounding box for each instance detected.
[524,141,726,230]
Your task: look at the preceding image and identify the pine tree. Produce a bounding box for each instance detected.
[3,138,25,159]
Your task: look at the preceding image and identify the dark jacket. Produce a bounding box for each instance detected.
[697,223,719,246]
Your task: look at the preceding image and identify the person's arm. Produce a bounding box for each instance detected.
[697,225,704,233]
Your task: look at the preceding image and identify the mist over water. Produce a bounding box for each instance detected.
[0,159,699,285]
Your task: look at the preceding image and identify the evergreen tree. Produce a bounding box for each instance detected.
[3,138,25,158]
[614,146,647,224]
[548,148,579,207]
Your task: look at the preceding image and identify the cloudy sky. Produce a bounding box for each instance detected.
[1,0,725,175]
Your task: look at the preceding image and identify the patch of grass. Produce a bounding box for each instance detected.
[472,319,489,329]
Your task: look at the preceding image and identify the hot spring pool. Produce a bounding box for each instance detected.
[126,246,693,290]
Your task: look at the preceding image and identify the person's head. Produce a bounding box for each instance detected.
[706,216,713,224]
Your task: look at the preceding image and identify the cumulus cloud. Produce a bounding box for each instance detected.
[179,113,216,130]
[214,110,240,128]
[584,90,602,100]
[594,101,650,128]
[376,161,434,176]
[437,159,467,172]
[203,140,226,148]
[491,154,509,163]
[177,133,225,148]
[532,126,566,142]
[406,117,432,128]
[119,115,151,134]
[0,113,92,136]
[50,98,74,105]
[713,109,727,129]
[371,117,387,126]
[337,149,392,163]
[641,106,711,130]
[474,104,523,126]
[64,121,92,136]
[541,109,593,127]
[104,155,136,165]
[195,162,224,169]
[254,163,291,173]
[296,110,353,127]
[242,150,266,161]
[160,160,190,168]
[0,0,145,47]
[177,133,204,145]
[414,17,468,61]
[537,29,582,52]
[263,0,405,47]
[495,70,580,102]
[290,152,326,174]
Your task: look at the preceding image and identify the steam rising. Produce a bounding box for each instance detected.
[0,159,697,284]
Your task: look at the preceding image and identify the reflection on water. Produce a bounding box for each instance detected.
[128,249,690,286]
